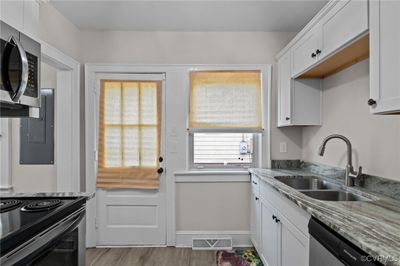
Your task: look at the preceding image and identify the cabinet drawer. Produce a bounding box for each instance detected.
[260,181,310,236]
[251,175,260,197]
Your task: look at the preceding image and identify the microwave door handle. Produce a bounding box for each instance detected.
[7,36,29,102]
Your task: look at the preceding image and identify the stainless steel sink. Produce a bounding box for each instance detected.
[274,175,372,202]
[300,190,371,202]
[274,176,339,190]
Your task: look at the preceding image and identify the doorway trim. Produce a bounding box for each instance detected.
[41,41,81,192]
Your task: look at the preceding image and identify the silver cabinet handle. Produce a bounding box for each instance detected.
[3,36,29,102]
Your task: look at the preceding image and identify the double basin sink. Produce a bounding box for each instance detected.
[274,176,371,202]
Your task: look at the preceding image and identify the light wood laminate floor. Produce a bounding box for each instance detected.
[86,247,217,266]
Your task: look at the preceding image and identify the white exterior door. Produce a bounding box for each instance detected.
[95,73,166,246]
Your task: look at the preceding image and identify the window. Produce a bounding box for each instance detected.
[192,133,256,168]
[97,80,162,189]
[189,70,263,169]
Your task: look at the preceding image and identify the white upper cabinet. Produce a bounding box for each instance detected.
[278,51,321,127]
[23,0,40,39]
[277,52,292,126]
[319,0,368,61]
[291,29,320,77]
[0,0,40,39]
[369,0,400,114]
[280,0,369,79]
[0,0,24,31]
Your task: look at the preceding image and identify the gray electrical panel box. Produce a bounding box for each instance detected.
[20,89,54,164]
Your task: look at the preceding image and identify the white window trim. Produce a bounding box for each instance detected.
[186,65,271,171]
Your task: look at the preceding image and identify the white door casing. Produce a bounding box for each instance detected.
[94,73,167,246]
[0,119,12,191]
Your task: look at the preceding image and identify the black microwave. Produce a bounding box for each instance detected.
[0,21,41,117]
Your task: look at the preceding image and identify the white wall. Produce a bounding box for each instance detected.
[80,30,302,162]
[302,60,400,181]
[11,62,58,192]
[39,3,81,61]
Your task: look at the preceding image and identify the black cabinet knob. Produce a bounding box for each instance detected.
[272,215,277,220]
[316,49,322,55]
[157,167,164,174]
[368,99,377,106]
[311,53,316,58]
[252,181,258,185]
[255,197,259,201]
[275,218,280,223]
[285,117,290,121]
[159,156,163,163]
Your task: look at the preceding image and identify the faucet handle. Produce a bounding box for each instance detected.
[357,166,362,176]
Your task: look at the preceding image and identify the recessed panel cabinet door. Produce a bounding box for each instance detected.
[291,29,319,77]
[277,52,292,126]
[250,193,261,250]
[370,0,400,114]
[280,216,309,266]
[260,200,279,266]
[319,0,368,60]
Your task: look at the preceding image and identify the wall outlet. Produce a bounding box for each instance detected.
[279,142,287,153]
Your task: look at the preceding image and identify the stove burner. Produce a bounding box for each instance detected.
[0,199,22,213]
[21,199,63,212]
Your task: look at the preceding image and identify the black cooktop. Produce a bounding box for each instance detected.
[0,196,86,256]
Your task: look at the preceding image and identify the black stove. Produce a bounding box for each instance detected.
[0,199,22,212]
[0,196,87,266]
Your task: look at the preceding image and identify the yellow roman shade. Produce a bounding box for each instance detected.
[97,80,162,189]
[189,70,262,131]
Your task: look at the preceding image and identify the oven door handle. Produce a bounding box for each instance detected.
[1,35,29,102]
[0,207,85,266]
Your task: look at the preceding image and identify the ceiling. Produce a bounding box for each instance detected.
[51,1,328,32]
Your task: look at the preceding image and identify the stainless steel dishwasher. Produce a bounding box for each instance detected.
[308,218,382,266]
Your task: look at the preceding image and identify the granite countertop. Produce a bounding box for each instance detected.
[0,192,95,200]
[249,168,400,266]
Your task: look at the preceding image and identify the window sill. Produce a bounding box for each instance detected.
[174,170,250,183]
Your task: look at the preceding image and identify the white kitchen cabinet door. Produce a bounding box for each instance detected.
[250,193,261,251]
[370,0,400,114]
[277,52,292,127]
[291,29,320,77]
[319,0,368,61]
[0,0,24,31]
[280,215,309,266]
[260,200,279,266]
[23,0,40,38]
[277,50,322,127]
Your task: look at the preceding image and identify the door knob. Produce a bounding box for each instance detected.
[368,99,377,106]
[157,167,164,174]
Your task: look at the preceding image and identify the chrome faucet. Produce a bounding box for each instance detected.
[318,134,362,186]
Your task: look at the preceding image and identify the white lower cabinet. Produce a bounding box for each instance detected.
[260,200,279,266]
[280,215,309,266]
[250,176,261,250]
[250,174,310,266]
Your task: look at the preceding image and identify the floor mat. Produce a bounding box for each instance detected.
[216,249,263,266]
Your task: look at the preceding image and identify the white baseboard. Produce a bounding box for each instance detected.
[175,230,252,248]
